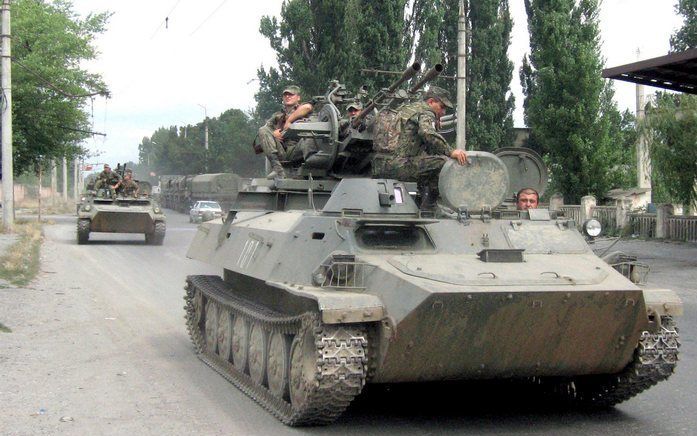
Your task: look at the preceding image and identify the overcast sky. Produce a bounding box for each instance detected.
[71,0,683,168]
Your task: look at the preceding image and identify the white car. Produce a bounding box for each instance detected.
[189,201,223,223]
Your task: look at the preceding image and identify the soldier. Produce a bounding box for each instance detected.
[94,164,121,195]
[256,85,314,179]
[116,170,139,197]
[372,86,467,208]
[346,102,362,119]
[516,187,539,211]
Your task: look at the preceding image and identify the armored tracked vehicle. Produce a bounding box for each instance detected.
[183,68,682,425]
[77,179,166,245]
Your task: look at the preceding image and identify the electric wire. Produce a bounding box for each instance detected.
[150,0,184,39]
[189,0,228,36]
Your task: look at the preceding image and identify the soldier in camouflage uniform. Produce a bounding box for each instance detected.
[116,170,139,197]
[94,164,121,196]
[372,86,467,208]
[257,85,314,179]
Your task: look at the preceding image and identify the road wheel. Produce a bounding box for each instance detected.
[77,219,90,244]
[248,323,268,385]
[231,316,249,373]
[147,221,166,245]
[289,327,316,410]
[204,301,219,353]
[267,332,291,400]
[217,308,233,362]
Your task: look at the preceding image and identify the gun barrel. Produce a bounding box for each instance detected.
[352,63,422,127]
[409,64,444,93]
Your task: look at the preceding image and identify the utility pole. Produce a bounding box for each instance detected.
[50,159,57,206]
[198,104,209,172]
[1,0,14,231]
[62,157,68,202]
[73,159,78,201]
[456,0,467,151]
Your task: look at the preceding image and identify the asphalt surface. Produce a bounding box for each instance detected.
[0,212,695,435]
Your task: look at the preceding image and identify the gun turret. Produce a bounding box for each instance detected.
[352,62,421,128]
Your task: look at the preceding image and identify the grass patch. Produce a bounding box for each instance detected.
[0,321,11,333]
[0,221,43,286]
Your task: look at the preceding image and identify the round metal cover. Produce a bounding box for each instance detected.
[438,151,509,210]
[494,147,548,198]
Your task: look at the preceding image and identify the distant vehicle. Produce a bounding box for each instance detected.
[189,200,223,223]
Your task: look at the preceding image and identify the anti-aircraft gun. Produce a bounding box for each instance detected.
[183,64,683,425]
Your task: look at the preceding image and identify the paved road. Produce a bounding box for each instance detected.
[1,212,695,435]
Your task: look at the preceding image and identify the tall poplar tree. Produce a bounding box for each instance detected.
[520,0,632,202]
[401,0,515,150]
[254,0,408,122]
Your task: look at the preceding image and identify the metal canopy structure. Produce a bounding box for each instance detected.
[602,48,697,95]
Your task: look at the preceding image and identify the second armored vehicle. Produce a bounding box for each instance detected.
[77,179,166,245]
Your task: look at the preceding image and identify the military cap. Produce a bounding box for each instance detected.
[424,86,454,109]
[347,102,363,111]
[282,85,301,95]
[104,163,111,169]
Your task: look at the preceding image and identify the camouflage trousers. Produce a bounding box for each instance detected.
[257,126,318,164]
[372,154,448,192]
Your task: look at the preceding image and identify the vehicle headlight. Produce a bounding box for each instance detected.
[154,207,161,214]
[583,219,602,237]
[80,196,86,202]
[83,204,91,212]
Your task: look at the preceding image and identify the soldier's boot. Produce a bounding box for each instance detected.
[266,155,286,180]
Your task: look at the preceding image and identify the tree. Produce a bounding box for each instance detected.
[642,0,697,211]
[408,0,514,151]
[670,0,697,51]
[11,0,109,176]
[139,109,260,177]
[643,94,697,210]
[520,0,633,203]
[255,0,409,122]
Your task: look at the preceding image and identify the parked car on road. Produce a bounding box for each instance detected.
[189,201,223,223]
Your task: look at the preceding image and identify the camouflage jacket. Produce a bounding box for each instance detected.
[97,170,121,186]
[119,179,139,196]
[394,101,452,159]
[264,102,305,131]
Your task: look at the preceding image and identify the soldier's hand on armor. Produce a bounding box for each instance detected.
[451,149,468,165]
[273,129,284,141]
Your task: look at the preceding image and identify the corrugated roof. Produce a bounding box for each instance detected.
[602,48,697,94]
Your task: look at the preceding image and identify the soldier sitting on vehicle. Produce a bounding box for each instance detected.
[372,86,468,209]
[94,164,121,197]
[255,85,315,180]
[516,187,539,211]
[115,170,139,197]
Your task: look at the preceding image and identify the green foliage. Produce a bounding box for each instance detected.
[466,0,515,151]
[520,0,633,203]
[643,94,697,210]
[257,0,514,151]
[255,0,409,122]
[670,0,697,51]
[138,109,261,178]
[410,0,515,151]
[12,0,109,175]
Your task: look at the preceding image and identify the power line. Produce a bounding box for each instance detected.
[189,0,228,36]
[151,0,184,39]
